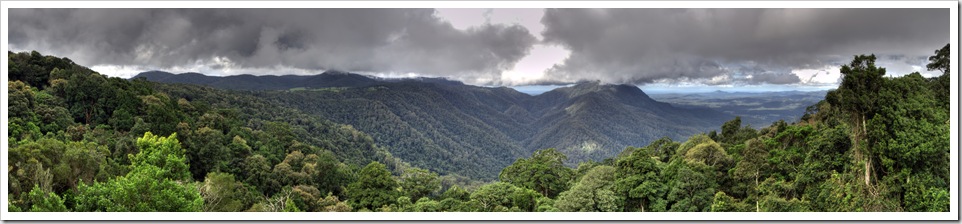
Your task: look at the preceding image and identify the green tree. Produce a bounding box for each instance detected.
[554,166,623,212]
[74,132,202,212]
[345,162,400,211]
[440,185,471,201]
[927,44,950,104]
[309,150,353,197]
[827,54,886,187]
[499,148,574,198]
[242,154,277,195]
[720,117,741,145]
[710,191,749,212]
[399,168,441,202]
[469,182,541,212]
[185,127,230,180]
[23,185,68,212]
[733,138,770,211]
[284,197,302,212]
[683,139,732,168]
[614,146,666,212]
[8,81,36,122]
[664,161,716,212]
[412,197,442,212]
[317,192,353,212]
[926,43,949,74]
[645,137,679,162]
[130,132,191,180]
[64,72,109,125]
[200,172,251,212]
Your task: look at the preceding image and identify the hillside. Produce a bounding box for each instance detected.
[265,81,534,179]
[134,71,733,178]
[8,51,437,212]
[7,45,951,212]
[133,70,380,90]
[525,82,731,160]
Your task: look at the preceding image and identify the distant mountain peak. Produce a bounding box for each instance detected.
[132,71,174,81]
[551,81,648,99]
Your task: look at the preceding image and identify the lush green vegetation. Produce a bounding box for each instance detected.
[138,68,733,179]
[7,44,950,212]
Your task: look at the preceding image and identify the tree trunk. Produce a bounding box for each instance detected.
[862,115,870,186]
[864,158,871,186]
[754,172,760,212]
[85,108,91,124]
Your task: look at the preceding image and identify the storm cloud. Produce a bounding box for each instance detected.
[540,8,949,85]
[8,8,949,86]
[9,8,537,82]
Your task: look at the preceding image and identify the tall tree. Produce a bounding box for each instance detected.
[469,182,541,212]
[927,43,950,104]
[74,132,203,212]
[926,43,949,74]
[499,148,574,198]
[827,54,886,186]
[555,166,623,212]
[614,146,666,212]
[399,168,441,202]
[345,162,399,211]
[733,138,770,211]
[200,172,252,212]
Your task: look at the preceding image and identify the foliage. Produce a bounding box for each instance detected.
[554,166,622,212]
[72,132,203,212]
[24,185,68,212]
[200,172,254,212]
[614,146,667,212]
[399,168,441,202]
[6,46,950,212]
[499,148,574,198]
[345,162,400,211]
[469,182,542,212]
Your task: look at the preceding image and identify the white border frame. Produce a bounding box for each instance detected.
[1,1,957,221]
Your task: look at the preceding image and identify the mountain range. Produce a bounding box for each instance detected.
[648,90,827,128]
[134,71,734,179]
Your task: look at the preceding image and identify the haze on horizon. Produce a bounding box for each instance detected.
[8,8,949,91]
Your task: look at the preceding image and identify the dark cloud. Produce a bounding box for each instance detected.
[9,8,948,86]
[9,9,537,81]
[731,64,801,85]
[541,8,949,85]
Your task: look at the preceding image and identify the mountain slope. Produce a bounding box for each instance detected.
[132,70,378,90]
[524,82,730,160]
[263,82,534,179]
[135,71,733,179]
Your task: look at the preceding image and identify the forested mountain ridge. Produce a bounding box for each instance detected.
[134,70,381,91]
[137,71,733,179]
[266,81,534,179]
[7,43,950,213]
[7,50,450,212]
[524,82,731,161]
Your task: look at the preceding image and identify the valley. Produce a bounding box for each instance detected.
[135,71,737,179]
[8,45,950,212]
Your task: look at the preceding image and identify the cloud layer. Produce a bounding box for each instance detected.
[9,8,949,86]
[540,8,949,85]
[9,9,536,82]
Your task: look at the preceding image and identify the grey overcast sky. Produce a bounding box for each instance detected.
[8,8,950,88]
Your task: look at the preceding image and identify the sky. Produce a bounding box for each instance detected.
[8,8,950,91]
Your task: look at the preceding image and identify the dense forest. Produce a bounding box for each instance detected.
[6,43,950,212]
[136,68,733,179]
